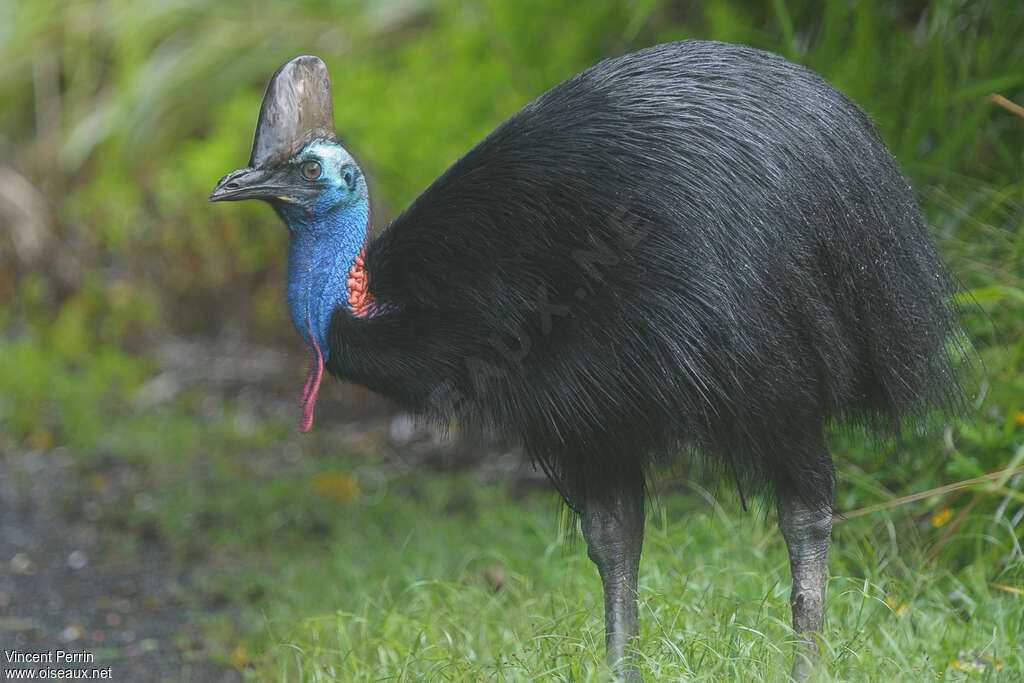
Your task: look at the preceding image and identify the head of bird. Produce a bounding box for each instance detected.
[210,55,369,432]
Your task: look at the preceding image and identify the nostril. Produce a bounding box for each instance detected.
[226,181,239,189]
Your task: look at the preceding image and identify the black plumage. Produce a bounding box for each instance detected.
[332,40,964,512]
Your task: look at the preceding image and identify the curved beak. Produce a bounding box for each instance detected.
[209,167,282,202]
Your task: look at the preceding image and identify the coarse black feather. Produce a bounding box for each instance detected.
[326,40,967,513]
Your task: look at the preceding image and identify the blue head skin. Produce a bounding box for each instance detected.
[210,138,370,432]
[274,140,370,359]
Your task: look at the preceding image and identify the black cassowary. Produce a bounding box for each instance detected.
[210,41,965,678]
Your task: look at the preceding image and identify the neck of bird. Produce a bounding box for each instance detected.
[283,200,370,361]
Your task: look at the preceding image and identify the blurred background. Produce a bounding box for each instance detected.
[1,0,1022,680]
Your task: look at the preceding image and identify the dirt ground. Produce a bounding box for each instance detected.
[0,333,542,681]
[0,444,242,681]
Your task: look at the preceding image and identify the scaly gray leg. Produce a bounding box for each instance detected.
[777,488,833,680]
[580,479,645,681]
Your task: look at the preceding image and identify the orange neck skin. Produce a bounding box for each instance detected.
[347,248,373,318]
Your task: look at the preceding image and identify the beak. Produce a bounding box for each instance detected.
[209,167,283,202]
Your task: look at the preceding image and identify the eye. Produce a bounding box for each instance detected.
[343,169,354,188]
[300,160,322,180]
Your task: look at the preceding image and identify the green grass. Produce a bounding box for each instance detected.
[225,481,1019,681]
[182,468,1024,681]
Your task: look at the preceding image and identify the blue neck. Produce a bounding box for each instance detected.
[284,200,369,360]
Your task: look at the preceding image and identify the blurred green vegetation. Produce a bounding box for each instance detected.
[1,0,1023,678]
[2,0,1021,343]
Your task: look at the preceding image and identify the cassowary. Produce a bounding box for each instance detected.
[210,41,965,678]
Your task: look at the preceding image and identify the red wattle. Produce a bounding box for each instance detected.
[299,323,324,434]
[300,346,316,406]
[348,246,374,318]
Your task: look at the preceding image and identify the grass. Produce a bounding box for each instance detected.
[144,449,1024,680]
[234,479,1021,681]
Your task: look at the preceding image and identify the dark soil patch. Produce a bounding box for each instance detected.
[0,448,241,682]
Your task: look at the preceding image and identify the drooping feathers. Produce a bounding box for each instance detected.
[212,41,966,515]
[326,41,965,512]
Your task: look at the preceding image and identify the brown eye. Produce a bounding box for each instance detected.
[300,160,322,180]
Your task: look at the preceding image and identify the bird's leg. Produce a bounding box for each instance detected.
[777,489,833,680]
[579,479,645,680]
